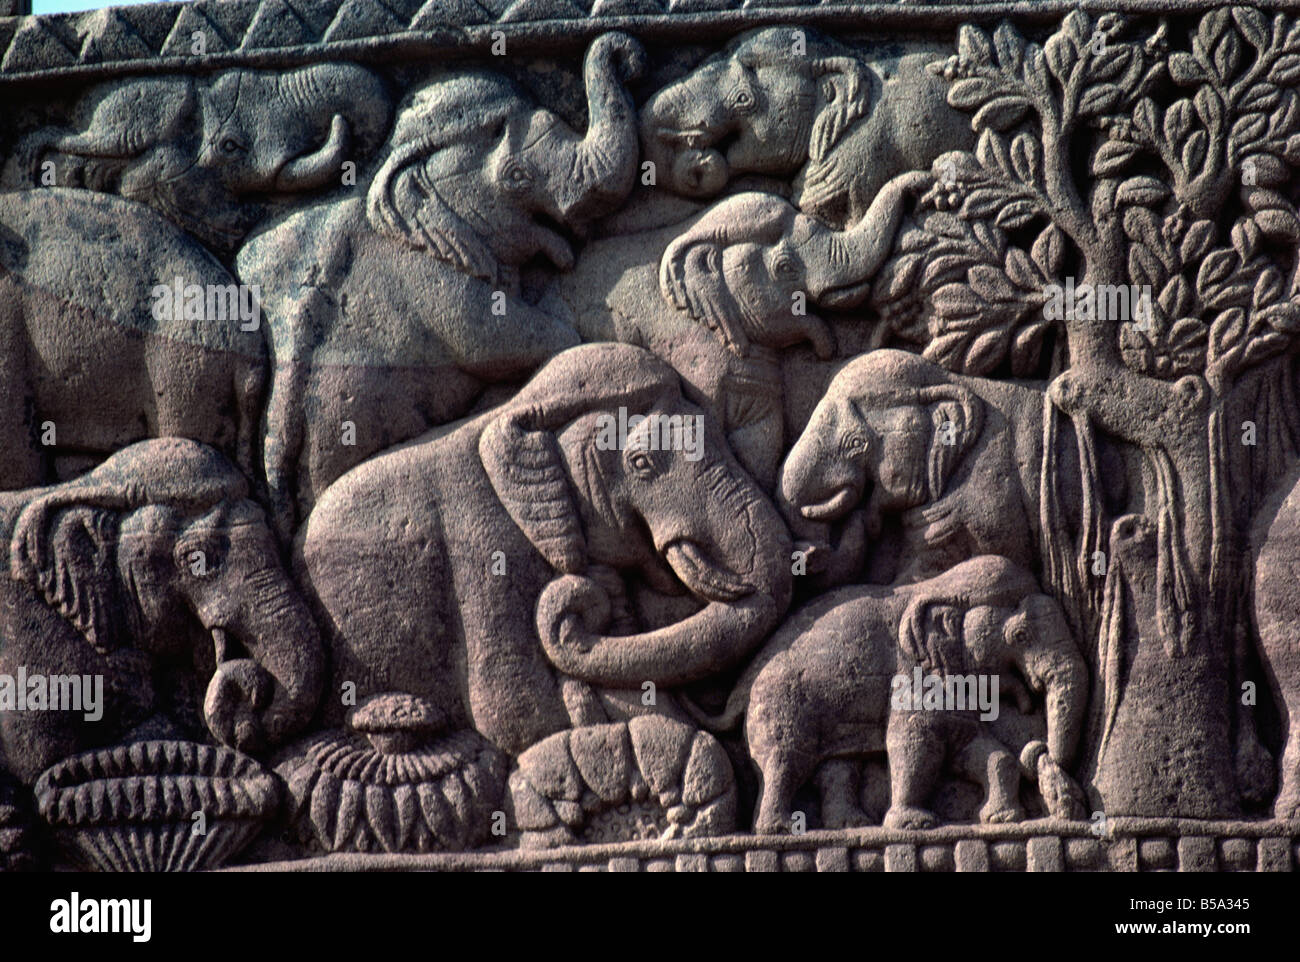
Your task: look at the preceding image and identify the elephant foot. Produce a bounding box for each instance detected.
[1271,789,1300,822]
[519,825,579,849]
[822,800,873,830]
[980,801,1024,825]
[884,805,937,830]
[753,812,790,835]
[1234,731,1276,808]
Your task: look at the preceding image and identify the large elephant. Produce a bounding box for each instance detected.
[241,33,646,540]
[0,188,265,489]
[295,343,793,758]
[640,26,972,225]
[0,438,325,784]
[779,349,1051,585]
[701,555,1087,833]
[3,63,392,255]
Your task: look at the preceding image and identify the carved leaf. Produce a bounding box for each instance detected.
[1094,139,1141,176]
[1116,176,1171,206]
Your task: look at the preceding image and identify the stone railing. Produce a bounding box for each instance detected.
[231,820,1300,872]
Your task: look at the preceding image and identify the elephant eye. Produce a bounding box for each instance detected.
[840,433,867,456]
[500,158,533,194]
[772,253,801,283]
[220,137,246,155]
[730,86,757,114]
[625,447,658,479]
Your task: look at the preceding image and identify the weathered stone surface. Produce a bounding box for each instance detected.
[0,0,1298,874]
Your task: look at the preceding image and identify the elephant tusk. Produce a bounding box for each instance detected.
[276,114,350,192]
[799,485,857,522]
[210,626,233,664]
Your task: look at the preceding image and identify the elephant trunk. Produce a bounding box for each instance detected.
[536,490,792,688]
[549,37,642,228]
[779,432,855,526]
[275,113,350,192]
[640,78,729,197]
[218,567,325,744]
[538,579,787,688]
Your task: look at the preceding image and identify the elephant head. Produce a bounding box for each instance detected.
[198,64,391,195]
[8,438,324,756]
[780,349,984,527]
[478,344,794,690]
[641,27,874,203]
[641,26,972,222]
[6,63,391,254]
[656,176,930,358]
[367,32,644,280]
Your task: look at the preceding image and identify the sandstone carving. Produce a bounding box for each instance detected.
[240,32,643,536]
[0,439,323,783]
[1,0,1299,875]
[0,188,265,485]
[4,64,392,255]
[34,740,280,872]
[702,556,1086,834]
[296,343,792,757]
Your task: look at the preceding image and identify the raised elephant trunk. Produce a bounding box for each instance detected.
[550,33,643,228]
[811,169,932,307]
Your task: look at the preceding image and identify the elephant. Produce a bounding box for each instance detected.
[553,176,926,489]
[3,63,392,256]
[0,438,325,784]
[778,349,1060,586]
[640,26,973,225]
[1250,462,1300,818]
[294,343,794,759]
[239,33,646,540]
[697,555,1087,833]
[0,188,265,489]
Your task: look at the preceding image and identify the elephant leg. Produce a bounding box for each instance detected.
[953,731,1024,824]
[883,709,943,829]
[752,752,810,835]
[815,757,871,829]
[1274,709,1300,819]
[0,281,43,488]
[263,360,308,545]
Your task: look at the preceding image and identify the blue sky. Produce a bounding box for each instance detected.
[32,0,172,14]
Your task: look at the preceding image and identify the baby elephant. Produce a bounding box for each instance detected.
[706,556,1088,833]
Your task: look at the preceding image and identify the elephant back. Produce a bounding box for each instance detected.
[0,188,263,359]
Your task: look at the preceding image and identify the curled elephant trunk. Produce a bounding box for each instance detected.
[536,575,788,689]
[204,569,325,751]
[276,114,350,192]
[536,491,793,689]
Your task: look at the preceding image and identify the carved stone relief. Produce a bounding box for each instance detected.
[1,0,1299,873]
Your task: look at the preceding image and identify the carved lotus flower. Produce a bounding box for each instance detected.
[275,694,507,855]
[33,740,281,872]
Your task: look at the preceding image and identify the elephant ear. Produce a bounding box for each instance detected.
[801,56,875,212]
[13,506,124,656]
[898,596,968,677]
[480,417,585,574]
[920,384,984,502]
[479,344,683,573]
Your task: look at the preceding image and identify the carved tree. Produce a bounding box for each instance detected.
[870,8,1300,815]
